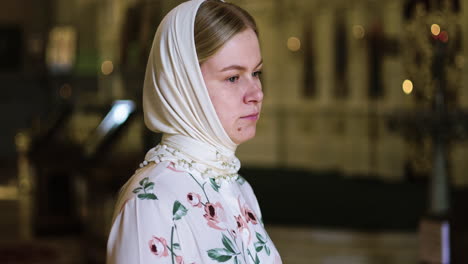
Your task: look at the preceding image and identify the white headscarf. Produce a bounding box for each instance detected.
[142,0,240,181]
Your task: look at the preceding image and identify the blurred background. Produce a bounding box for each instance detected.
[0,0,467,263]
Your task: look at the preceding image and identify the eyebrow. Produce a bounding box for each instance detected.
[220,59,263,72]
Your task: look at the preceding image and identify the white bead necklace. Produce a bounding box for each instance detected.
[139,143,240,184]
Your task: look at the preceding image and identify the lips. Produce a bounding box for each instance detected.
[240,113,259,120]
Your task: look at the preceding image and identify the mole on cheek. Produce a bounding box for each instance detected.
[237,127,242,132]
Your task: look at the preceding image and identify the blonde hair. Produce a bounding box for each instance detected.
[194,0,258,64]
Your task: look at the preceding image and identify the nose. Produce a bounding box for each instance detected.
[244,80,263,104]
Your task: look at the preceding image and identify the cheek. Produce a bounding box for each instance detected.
[216,103,238,127]
[210,94,237,125]
[210,84,240,108]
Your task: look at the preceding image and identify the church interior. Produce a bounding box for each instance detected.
[1,0,467,263]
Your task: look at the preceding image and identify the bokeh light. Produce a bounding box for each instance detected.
[287,37,301,52]
[439,31,449,43]
[101,60,114,75]
[352,25,365,39]
[402,79,413,94]
[431,24,441,36]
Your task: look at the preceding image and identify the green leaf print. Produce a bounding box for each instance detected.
[221,234,236,254]
[138,193,157,200]
[256,232,266,244]
[265,245,271,256]
[210,178,220,192]
[172,201,188,220]
[139,177,148,187]
[236,175,246,185]
[173,243,181,250]
[234,256,239,264]
[189,173,211,203]
[144,181,154,191]
[207,248,236,262]
[254,242,263,252]
[247,249,260,264]
[133,177,158,200]
[252,231,271,257]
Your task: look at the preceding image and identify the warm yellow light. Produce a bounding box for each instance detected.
[353,25,365,39]
[101,60,114,75]
[402,79,413,94]
[287,37,301,52]
[431,24,441,36]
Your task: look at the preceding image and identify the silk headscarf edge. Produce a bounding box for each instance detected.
[142,0,238,154]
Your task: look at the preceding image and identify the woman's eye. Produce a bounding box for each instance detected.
[227,76,239,83]
[253,71,262,78]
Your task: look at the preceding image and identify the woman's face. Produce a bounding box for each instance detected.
[201,29,263,145]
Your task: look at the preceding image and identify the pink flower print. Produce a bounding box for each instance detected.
[243,207,258,225]
[167,162,184,172]
[203,202,227,230]
[148,236,169,257]
[235,215,251,244]
[176,256,184,264]
[238,197,258,225]
[234,215,246,229]
[187,192,203,208]
[230,229,238,239]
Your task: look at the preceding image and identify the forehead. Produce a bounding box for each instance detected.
[205,29,262,69]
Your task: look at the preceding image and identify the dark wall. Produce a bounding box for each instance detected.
[0,0,52,158]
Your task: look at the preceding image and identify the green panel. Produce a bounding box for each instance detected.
[74,49,99,76]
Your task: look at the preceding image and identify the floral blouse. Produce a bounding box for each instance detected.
[106,160,282,264]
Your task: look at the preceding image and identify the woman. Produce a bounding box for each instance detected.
[107,0,281,263]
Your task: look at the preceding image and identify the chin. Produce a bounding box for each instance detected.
[232,130,256,145]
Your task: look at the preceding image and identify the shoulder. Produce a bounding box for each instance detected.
[121,161,175,196]
[111,161,190,221]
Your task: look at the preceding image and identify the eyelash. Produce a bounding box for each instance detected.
[226,71,262,83]
[253,70,262,78]
[227,76,239,83]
